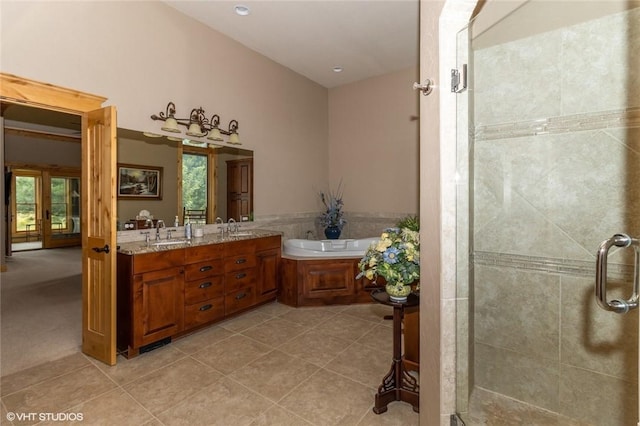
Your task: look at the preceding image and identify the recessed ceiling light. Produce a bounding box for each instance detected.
[234,4,250,16]
[332,66,343,73]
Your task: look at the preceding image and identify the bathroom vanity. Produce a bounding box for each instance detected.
[116,231,281,358]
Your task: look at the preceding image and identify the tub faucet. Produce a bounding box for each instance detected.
[305,230,314,240]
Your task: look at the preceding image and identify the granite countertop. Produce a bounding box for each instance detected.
[117,229,282,255]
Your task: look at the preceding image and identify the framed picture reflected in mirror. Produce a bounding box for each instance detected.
[117,163,163,200]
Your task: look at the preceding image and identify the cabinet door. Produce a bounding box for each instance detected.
[256,248,279,302]
[133,266,184,347]
[301,260,355,301]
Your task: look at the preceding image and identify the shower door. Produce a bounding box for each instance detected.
[456,3,640,425]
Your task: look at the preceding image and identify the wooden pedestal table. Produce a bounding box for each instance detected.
[370,289,420,414]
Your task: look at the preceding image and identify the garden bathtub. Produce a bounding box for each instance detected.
[283,237,379,258]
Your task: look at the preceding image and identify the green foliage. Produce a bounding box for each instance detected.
[182,153,207,210]
[396,215,419,232]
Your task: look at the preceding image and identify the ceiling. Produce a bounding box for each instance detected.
[163,0,420,89]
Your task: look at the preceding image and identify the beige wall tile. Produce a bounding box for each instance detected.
[560,275,638,380]
[475,265,560,359]
[559,364,637,425]
[474,343,559,411]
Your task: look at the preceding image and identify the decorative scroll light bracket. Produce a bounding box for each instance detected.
[149,101,241,145]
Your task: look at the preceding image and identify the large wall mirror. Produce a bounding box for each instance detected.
[117,129,253,228]
[2,103,253,234]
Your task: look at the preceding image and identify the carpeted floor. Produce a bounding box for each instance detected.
[1,247,82,377]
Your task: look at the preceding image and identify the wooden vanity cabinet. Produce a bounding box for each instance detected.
[117,250,185,357]
[117,234,281,358]
[255,236,281,304]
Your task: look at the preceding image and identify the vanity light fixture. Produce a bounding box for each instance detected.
[150,101,241,145]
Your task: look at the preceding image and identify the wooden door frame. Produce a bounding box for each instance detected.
[0,72,115,363]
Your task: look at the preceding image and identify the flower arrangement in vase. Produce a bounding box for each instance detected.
[319,181,346,239]
[357,215,420,302]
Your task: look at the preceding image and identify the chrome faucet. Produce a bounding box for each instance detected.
[145,218,154,229]
[155,220,165,241]
[227,218,238,235]
[215,217,226,238]
[140,231,151,245]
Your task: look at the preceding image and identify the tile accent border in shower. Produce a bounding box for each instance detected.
[475,107,640,141]
[473,250,633,280]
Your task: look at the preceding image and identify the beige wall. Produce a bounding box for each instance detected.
[0,1,327,217]
[0,1,423,223]
[5,136,81,168]
[328,67,419,215]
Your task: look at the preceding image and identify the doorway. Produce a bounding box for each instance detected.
[1,104,84,375]
[3,103,82,252]
[455,3,639,424]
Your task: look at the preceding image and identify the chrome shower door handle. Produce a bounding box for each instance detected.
[595,233,640,314]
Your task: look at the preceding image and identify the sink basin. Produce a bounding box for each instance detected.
[152,239,189,246]
[233,232,255,237]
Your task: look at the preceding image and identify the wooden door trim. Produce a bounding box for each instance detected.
[0,73,105,113]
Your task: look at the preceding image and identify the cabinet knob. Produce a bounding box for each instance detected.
[235,292,246,300]
[200,265,213,272]
[235,273,246,280]
[235,258,247,264]
[199,304,213,311]
[199,282,212,289]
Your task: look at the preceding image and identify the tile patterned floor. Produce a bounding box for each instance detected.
[0,302,420,426]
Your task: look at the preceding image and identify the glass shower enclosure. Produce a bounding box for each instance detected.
[455,3,639,424]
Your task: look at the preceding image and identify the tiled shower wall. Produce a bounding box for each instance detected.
[472,8,639,425]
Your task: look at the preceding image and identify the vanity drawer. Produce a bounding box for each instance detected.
[224,254,257,273]
[184,259,224,281]
[225,268,256,293]
[224,285,255,315]
[184,297,225,329]
[185,244,224,264]
[184,276,224,304]
[131,249,184,274]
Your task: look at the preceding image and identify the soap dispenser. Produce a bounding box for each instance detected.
[174,215,180,227]
[185,222,192,240]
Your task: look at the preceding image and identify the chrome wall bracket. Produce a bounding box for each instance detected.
[413,79,434,96]
[451,64,468,93]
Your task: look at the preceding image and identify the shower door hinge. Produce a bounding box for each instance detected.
[451,64,468,93]
[450,413,467,426]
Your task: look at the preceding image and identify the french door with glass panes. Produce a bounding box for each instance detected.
[45,172,81,248]
[11,168,80,248]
